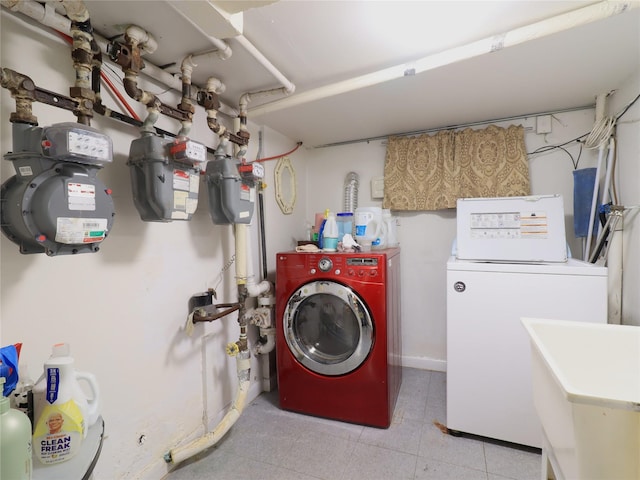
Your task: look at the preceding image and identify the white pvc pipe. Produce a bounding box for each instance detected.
[254,327,275,355]
[584,144,606,261]
[234,224,248,285]
[601,137,616,207]
[249,1,638,117]
[1,0,69,31]
[165,1,232,60]
[237,222,270,297]
[607,217,623,324]
[235,35,295,94]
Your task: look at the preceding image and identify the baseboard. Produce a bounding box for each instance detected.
[401,355,447,372]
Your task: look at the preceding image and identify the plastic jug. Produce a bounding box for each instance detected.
[355,207,385,249]
[322,212,339,251]
[32,344,100,465]
[336,212,353,239]
[383,209,399,247]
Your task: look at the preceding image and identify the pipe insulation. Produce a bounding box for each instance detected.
[249,1,638,117]
[165,350,251,465]
[0,0,238,116]
[234,224,248,286]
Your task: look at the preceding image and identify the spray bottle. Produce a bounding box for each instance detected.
[1,375,33,480]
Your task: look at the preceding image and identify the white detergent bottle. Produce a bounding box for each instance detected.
[322,211,339,251]
[355,207,384,249]
[382,209,399,247]
[32,343,100,465]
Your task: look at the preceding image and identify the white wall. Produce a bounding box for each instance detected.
[609,68,640,326]
[304,111,601,369]
[0,11,307,479]
[2,7,637,479]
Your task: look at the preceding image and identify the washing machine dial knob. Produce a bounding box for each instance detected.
[348,269,355,276]
[318,257,333,272]
[370,269,378,277]
[357,270,365,277]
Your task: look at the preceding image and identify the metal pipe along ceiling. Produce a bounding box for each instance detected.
[248,0,639,117]
[0,0,240,117]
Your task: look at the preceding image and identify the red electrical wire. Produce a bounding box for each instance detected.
[55,30,141,121]
[254,142,303,163]
[99,72,140,120]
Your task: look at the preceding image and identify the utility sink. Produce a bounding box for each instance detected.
[521,318,640,480]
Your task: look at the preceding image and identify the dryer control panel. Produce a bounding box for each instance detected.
[314,255,380,279]
[276,250,399,285]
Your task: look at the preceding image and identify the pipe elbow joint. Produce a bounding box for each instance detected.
[215,42,232,61]
[125,25,157,53]
[245,280,271,299]
[206,77,226,94]
[181,55,197,78]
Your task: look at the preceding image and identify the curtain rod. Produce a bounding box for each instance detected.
[312,104,595,149]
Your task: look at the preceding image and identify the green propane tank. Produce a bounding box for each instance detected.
[1,376,33,480]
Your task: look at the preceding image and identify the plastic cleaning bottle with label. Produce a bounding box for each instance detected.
[32,343,100,465]
[322,211,339,252]
[1,376,33,480]
[383,209,399,247]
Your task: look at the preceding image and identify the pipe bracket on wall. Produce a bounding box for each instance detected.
[192,303,241,324]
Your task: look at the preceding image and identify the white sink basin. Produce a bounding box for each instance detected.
[521,318,640,480]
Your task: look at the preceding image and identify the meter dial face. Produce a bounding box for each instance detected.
[318,257,333,272]
[252,162,265,178]
[67,130,111,161]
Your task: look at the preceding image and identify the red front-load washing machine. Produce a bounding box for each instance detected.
[275,248,402,428]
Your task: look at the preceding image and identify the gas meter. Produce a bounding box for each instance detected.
[1,122,115,256]
[205,147,263,225]
[128,133,206,222]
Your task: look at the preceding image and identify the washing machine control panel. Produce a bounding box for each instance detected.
[312,256,380,277]
[347,258,379,266]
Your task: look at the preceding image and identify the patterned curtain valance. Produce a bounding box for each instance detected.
[383,125,530,211]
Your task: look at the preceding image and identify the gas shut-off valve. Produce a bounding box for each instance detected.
[1,122,115,255]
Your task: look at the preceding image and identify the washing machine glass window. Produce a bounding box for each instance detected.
[284,281,373,376]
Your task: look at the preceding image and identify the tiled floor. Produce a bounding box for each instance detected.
[165,368,542,480]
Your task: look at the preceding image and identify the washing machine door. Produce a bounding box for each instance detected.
[283,280,374,376]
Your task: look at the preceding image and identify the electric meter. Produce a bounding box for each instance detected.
[205,149,257,225]
[128,134,205,222]
[1,122,115,255]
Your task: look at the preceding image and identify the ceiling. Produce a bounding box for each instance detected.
[59,1,640,147]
